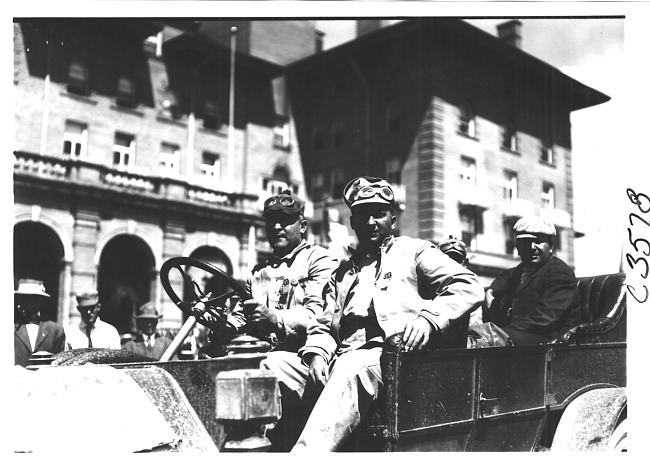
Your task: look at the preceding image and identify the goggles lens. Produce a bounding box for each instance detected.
[264,196,296,209]
[350,185,394,203]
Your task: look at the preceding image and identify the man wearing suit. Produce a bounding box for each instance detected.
[65,289,121,349]
[482,216,581,345]
[14,279,66,367]
[122,302,173,360]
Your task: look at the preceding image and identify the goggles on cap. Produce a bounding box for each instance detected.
[344,177,395,206]
[264,195,297,210]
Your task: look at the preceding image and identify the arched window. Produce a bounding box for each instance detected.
[459,101,476,138]
[67,61,88,96]
[203,101,221,130]
[502,120,518,152]
[116,76,135,108]
[386,102,401,133]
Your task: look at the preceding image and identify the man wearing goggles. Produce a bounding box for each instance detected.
[264,176,483,451]
[223,189,338,450]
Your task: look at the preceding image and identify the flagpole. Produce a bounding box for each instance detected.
[227,26,237,191]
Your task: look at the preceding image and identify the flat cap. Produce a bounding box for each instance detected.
[439,236,468,263]
[513,216,556,239]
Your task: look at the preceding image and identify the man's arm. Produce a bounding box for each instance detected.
[482,269,512,326]
[414,242,484,334]
[275,247,338,342]
[298,271,340,366]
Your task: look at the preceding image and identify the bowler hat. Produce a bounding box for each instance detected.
[134,302,162,319]
[262,189,305,217]
[15,279,50,298]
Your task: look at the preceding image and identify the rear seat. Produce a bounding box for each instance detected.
[550,273,627,344]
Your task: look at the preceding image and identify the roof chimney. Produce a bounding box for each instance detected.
[497,20,522,49]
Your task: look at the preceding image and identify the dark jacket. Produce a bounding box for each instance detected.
[14,321,66,367]
[483,256,581,345]
[123,334,173,361]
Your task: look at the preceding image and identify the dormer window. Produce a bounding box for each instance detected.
[203,101,221,130]
[116,76,135,108]
[67,61,88,96]
[502,121,518,152]
[459,102,476,138]
[161,91,179,119]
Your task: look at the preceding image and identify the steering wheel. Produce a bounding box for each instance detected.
[160,256,249,333]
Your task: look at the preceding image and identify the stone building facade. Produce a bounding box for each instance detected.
[286,19,609,285]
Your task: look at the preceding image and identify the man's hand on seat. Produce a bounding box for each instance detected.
[403,317,435,352]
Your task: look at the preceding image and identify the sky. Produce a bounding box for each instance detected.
[315,16,627,277]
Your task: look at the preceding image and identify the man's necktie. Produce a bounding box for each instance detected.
[86,326,93,348]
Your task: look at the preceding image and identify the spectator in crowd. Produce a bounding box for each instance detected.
[264,176,484,451]
[480,216,581,345]
[14,279,66,367]
[122,302,173,360]
[65,289,121,349]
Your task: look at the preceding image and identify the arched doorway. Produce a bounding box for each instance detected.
[14,222,65,322]
[98,235,155,334]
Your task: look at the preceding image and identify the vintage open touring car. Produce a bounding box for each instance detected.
[13,257,627,453]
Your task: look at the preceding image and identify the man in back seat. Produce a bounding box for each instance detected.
[482,216,581,345]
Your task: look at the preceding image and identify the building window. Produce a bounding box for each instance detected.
[386,102,401,133]
[312,127,325,150]
[542,182,555,210]
[502,121,518,152]
[161,91,179,120]
[158,142,180,176]
[460,156,477,190]
[201,152,221,181]
[67,61,88,96]
[386,157,401,185]
[203,101,221,130]
[116,76,135,108]
[555,228,563,251]
[540,137,554,165]
[113,132,135,168]
[460,209,483,251]
[329,167,346,199]
[273,115,291,150]
[310,172,326,202]
[332,120,345,147]
[459,102,476,138]
[503,170,518,202]
[62,120,88,159]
